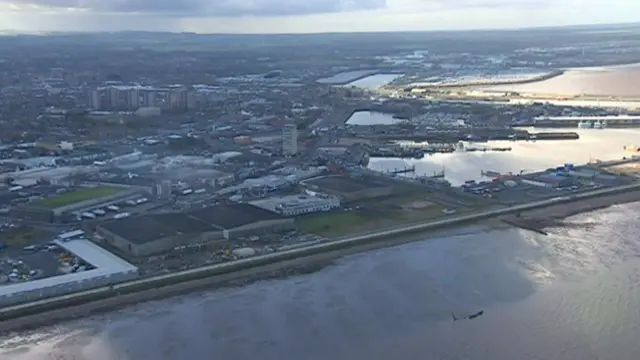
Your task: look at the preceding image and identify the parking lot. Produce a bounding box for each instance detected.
[460,174,621,205]
[0,224,95,286]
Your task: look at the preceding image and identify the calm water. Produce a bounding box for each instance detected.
[346,111,402,125]
[369,128,640,185]
[346,74,401,89]
[485,63,640,97]
[2,203,640,360]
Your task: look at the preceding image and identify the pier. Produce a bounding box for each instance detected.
[519,115,640,128]
[464,146,511,152]
[389,165,416,175]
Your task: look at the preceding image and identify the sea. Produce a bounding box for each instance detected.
[2,204,640,360]
[483,63,640,97]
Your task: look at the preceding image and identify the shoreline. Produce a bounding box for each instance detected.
[1,185,640,333]
[404,70,565,89]
[0,224,504,333]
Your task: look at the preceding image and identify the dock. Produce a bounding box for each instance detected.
[389,165,416,175]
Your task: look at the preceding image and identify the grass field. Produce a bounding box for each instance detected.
[0,226,51,247]
[296,192,459,238]
[34,187,121,209]
[296,211,370,238]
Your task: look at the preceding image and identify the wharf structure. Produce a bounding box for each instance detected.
[526,115,640,128]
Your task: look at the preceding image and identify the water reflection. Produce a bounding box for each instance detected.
[369,128,639,185]
[3,202,640,359]
[346,74,401,89]
[346,111,402,125]
[484,63,640,97]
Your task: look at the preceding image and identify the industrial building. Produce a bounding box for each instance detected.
[250,194,341,216]
[11,186,144,223]
[302,175,397,202]
[0,237,138,307]
[96,204,294,257]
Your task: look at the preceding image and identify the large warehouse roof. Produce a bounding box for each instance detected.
[187,203,282,229]
[100,203,285,244]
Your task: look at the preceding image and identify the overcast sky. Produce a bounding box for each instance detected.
[0,0,638,33]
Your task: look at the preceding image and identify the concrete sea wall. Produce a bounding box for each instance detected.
[2,182,640,323]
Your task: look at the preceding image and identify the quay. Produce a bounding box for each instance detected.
[1,182,640,328]
[518,115,640,128]
[389,166,416,174]
[363,131,579,142]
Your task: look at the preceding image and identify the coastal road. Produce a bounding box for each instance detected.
[2,182,640,330]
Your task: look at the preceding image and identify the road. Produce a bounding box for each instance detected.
[3,181,640,329]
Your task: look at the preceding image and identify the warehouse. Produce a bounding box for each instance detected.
[250,194,341,216]
[96,204,294,257]
[12,186,143,223]
[0,238,137,307]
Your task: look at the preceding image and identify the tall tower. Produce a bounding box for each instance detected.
[282,124,298,156]
[89,89,101,110]
[128,88,140,110]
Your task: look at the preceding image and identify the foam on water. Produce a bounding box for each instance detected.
[2,203,640,360]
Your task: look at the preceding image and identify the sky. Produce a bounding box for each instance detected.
[0,0,638,33]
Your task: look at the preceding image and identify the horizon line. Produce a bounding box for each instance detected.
[1,21,639,37]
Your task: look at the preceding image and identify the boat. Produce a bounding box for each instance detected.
[452,310,484,321]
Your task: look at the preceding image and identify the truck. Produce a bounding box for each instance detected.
[113,212,130,219]
[92,209,106,216]
[80,212,96,219]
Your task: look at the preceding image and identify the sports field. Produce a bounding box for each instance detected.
[35,187,121,209]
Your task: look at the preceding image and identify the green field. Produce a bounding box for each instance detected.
[296,211,370,238]
[35,187,121,208]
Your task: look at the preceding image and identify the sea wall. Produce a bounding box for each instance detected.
[2,182,640,323]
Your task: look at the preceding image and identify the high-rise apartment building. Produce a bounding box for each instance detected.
[282,124,298,156]
[88,89,101,110]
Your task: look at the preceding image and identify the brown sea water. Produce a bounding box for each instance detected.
[484,63,640,97]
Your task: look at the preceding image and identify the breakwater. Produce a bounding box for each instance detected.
[2,182,640,326]
[408,70,565,89]
[364,131,579,142]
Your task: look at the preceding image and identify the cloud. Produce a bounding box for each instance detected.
[5,0,388,16]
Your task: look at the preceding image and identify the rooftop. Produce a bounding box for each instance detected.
[187,203,283,229]
[100,216,180,245]
[250,195,338,213]
[0,239,137,298]
[100,203,285,244]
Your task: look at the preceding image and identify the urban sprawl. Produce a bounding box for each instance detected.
[2,28,640,319]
